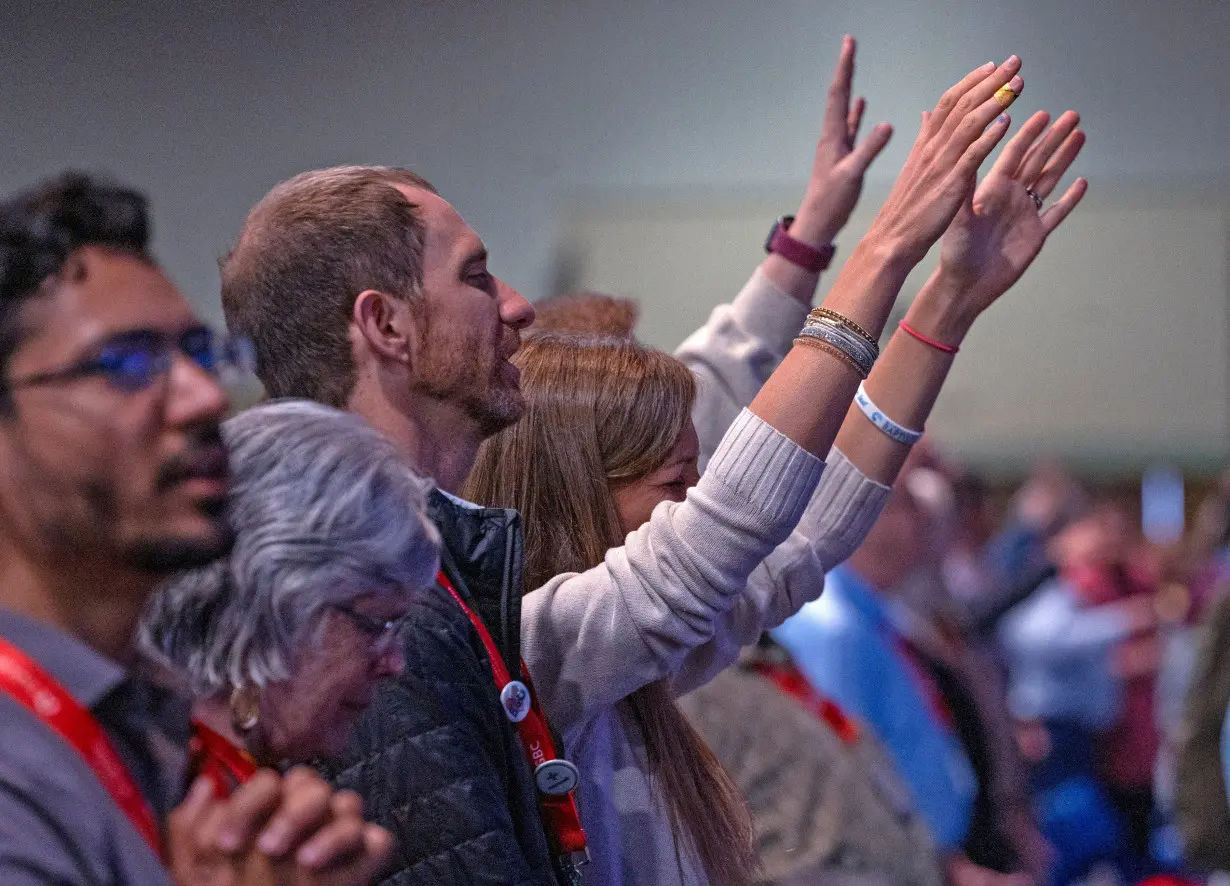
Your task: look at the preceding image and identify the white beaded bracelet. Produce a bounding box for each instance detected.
[854,382,923,445]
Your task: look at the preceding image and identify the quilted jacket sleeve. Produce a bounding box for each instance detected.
[319,591,557,886]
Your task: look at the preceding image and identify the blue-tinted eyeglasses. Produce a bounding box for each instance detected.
[6,327,256,394]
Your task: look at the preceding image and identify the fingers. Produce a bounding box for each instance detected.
[938,56,1023,138]
[1017,110,1081,188]
[847,96,866,143]
[355,825,395,881]
[329,789,365,820]
[255,766,334,858]
[168,776,215,837]
[955,110,1013,178]
[211,768,282,853]
[989,110,1051,180]
[847,122,894,174]
[928,56,1016,134]
[944,73,1022,168]
[1040,176,1088,234]
[295,812,366,870]
[1031,128,1086,198]
[822,35,856,142]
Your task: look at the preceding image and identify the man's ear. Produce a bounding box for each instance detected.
[352,289,416,365]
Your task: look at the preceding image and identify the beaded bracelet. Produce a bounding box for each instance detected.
[809,307,877,347]
[799,317,878,377]
[793,334,868,379]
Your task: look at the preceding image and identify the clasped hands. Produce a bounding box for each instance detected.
[168,767,393,886]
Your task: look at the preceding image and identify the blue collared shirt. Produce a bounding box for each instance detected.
[772,565,976,851]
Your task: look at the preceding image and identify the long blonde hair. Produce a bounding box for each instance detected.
[464,333,755,886]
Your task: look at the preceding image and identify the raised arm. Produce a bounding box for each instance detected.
[679,36,891,465]
[676,86,1090,695]
[748,55,1026,457]
[833,108,1088,484]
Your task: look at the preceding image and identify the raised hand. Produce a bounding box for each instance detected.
[938,109,1087,316]
[864,56,1025,266]
[788,35,894,247]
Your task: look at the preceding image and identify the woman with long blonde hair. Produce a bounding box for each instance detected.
[463,66,1088,885]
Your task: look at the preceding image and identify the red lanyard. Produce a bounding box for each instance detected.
[436,571,588,866]
[189,719,258,798]
[0,636,164,860]
[752,658,861,744]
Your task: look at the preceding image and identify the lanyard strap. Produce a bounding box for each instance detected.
[751,659,861,744]
[892,635,955,729]
[0,636,164,860]
[189,719,259,798]
[436,572,588,860]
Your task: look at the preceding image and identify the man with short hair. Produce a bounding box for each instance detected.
[224,165,558,885]
[0,173,391,886]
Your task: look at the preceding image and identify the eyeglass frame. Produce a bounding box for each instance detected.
[330,603,412,655]
[3,326,256,395]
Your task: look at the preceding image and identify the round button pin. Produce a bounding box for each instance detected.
[499,680,531,723]
[534,758,580,796]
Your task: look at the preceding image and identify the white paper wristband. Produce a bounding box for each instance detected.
[854,382,923,445]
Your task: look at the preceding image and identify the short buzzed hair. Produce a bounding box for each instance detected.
[220,166,436,406]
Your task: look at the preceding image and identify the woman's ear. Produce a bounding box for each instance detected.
[352,289,415,365]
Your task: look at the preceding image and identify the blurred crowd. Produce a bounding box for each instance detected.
[1,35,1226,886]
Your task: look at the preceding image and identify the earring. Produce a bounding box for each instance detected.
[230,685,261,734]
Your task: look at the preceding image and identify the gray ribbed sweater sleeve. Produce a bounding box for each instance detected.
[668,264,892,694]
[671,448,890,695]
[675,267,810,471]
[521,409,824,738]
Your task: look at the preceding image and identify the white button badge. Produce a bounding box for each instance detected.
[500,680,532,723]
[535,758,580,796]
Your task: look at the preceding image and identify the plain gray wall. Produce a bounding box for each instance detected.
[3,0,1228,327]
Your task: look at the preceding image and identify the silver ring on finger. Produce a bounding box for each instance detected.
[1024,187,1044,211]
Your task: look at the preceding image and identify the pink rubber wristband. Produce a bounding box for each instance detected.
[898,320,959,354]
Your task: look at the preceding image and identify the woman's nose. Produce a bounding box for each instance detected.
[374,644,405,678]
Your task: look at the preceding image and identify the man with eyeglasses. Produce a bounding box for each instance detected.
[0,172,391,886]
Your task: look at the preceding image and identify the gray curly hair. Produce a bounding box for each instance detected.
[139,399,440,693]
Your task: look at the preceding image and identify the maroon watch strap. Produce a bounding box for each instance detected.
[765,216,835,273]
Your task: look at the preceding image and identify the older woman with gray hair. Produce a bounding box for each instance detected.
[141,399,440,770]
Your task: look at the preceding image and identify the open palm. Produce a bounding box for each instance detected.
[940,110,1088,315]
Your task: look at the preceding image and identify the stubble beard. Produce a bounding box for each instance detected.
[415,325,525,439]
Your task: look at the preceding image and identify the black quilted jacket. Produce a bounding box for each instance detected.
[318,491,558,886]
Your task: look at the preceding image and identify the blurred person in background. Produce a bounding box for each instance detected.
[774,484,1017,883]
[679,634,946,886]
[999,500,1162,884]
[0,173,390,886]
[897,459,1053,884]
[141,400,441,772]
[1172,470,1230,874]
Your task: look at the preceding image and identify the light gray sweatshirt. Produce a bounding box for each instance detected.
[520,270,891,886]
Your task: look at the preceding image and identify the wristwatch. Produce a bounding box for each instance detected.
[764,216,835,273]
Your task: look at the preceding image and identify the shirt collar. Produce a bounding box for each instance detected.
[827,564,892,631]
[436,488,483,510]
[0,606,129,710]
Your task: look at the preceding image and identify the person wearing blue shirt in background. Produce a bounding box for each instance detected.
[774,485,981,871]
